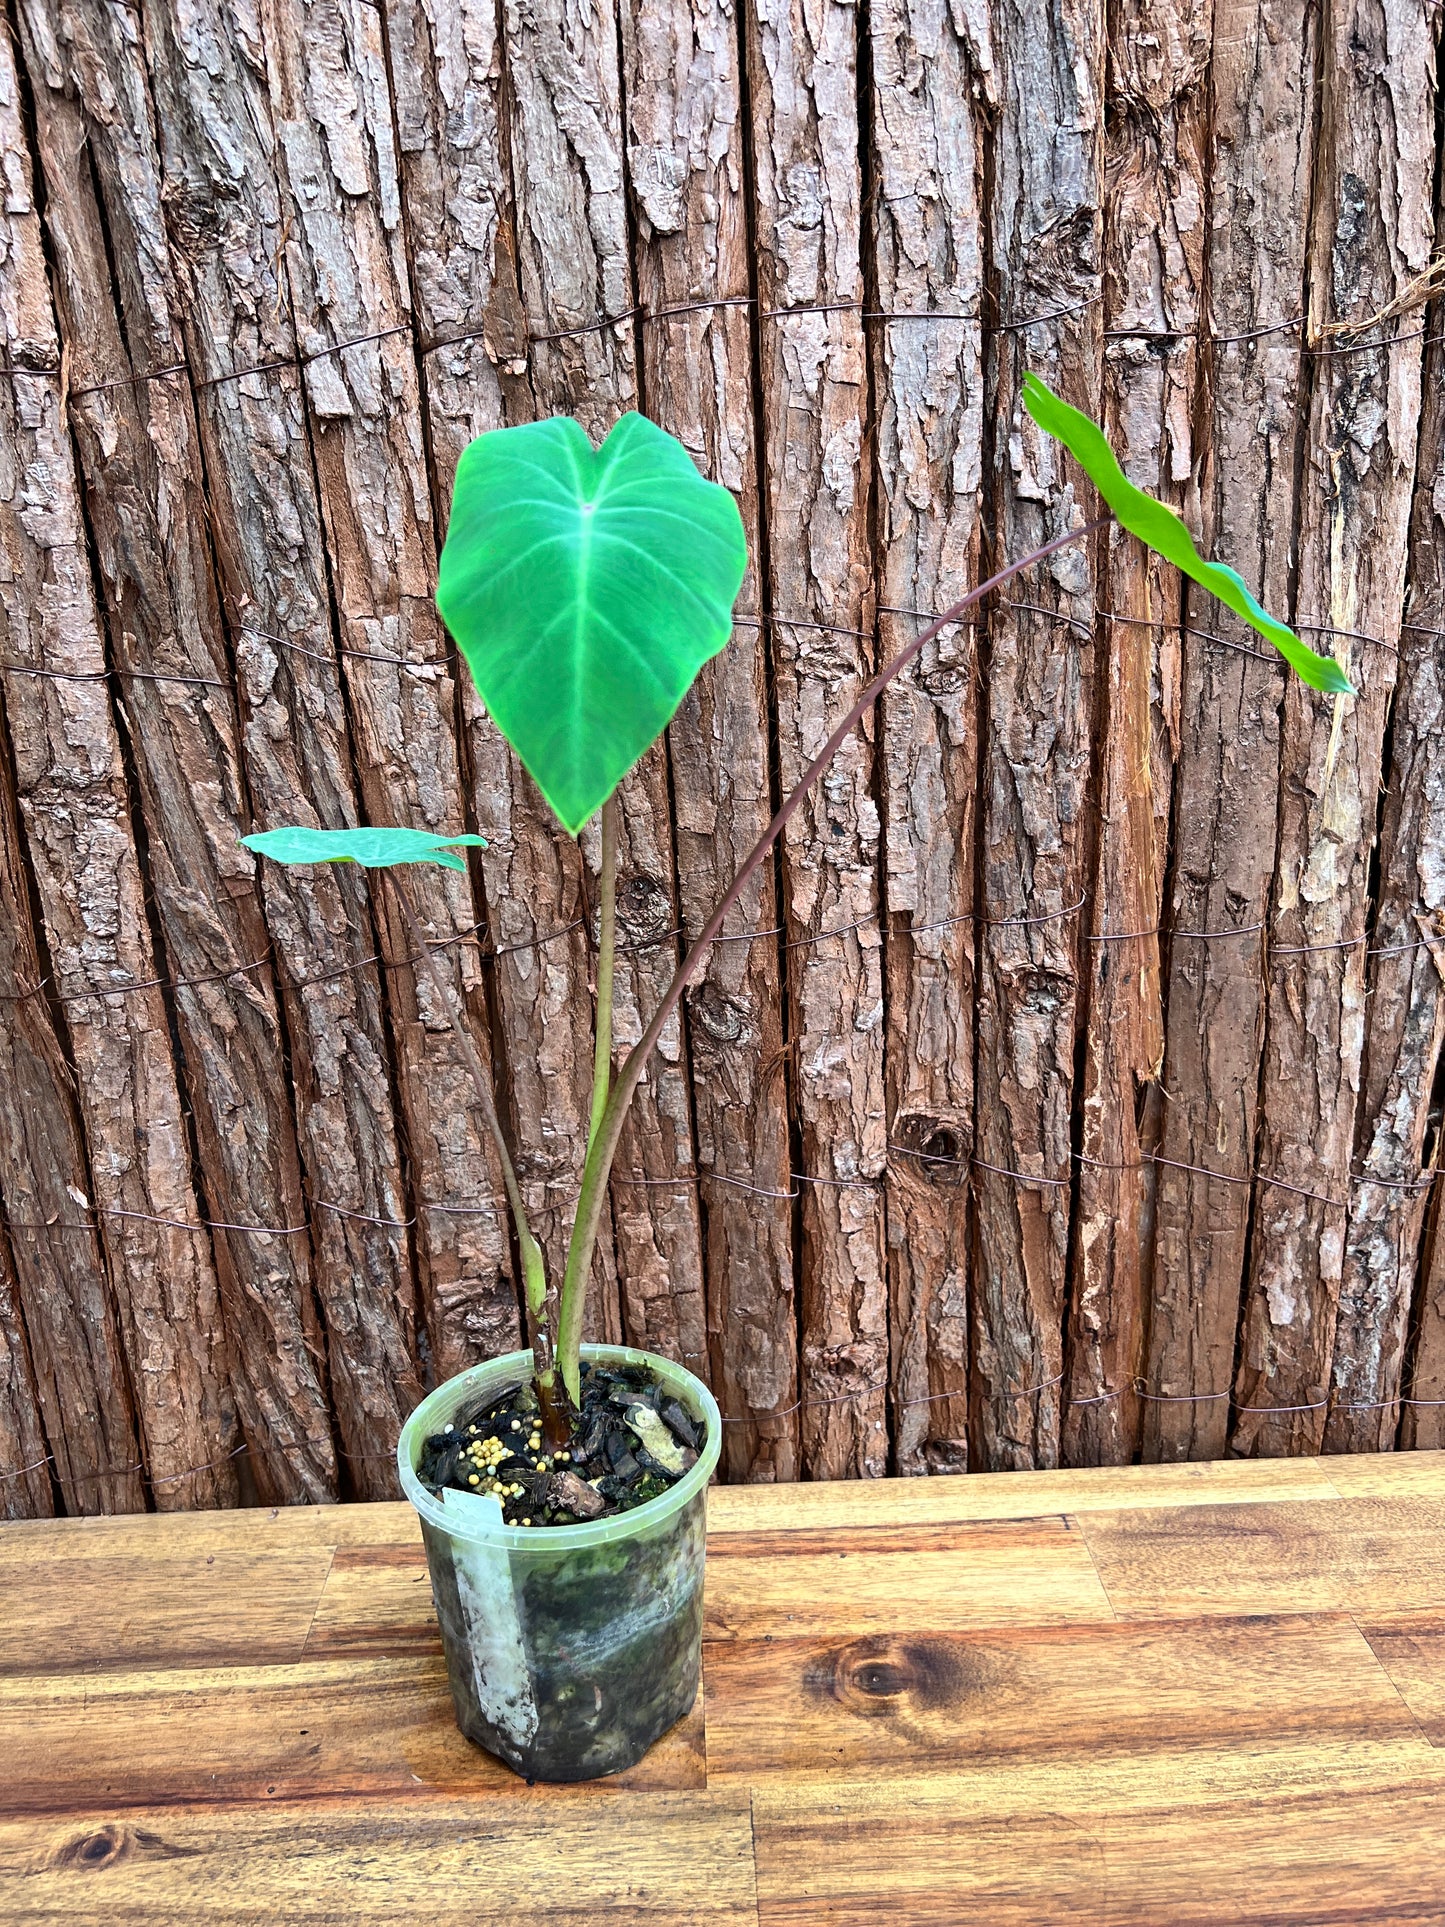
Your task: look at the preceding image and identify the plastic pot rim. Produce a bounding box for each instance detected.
[397,1343,722,1553]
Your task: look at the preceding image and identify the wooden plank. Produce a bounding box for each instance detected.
[16,0,338,1506]
[867,0,988,1474]
[1141,0,1317,1469]
[704,1516,1113,1638]
[1231,0,1437,1456]
[301,1540,435,1657]
[0,1503,419,1560]
[743,0,886,1478]
[0,1543,335,1675]
[0,1450,1354,1572]
[1062,0,1203,1465]
[4,2,240,1510]
[749,1739,1445,1926]
[302,1514,1112,1655]
[620,0,798,1477]
[703,1611,1418,1781]
[0,1790,758,1925]
[708,1454,1340,1528]
[1357,1614,1445,1744]
[970,0,1103,1471]
[1079,1494,1445,1618]
[0,1656,704,1811]
[1323,1450,1445,1500]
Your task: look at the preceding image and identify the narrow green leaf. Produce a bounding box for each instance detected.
[240,826,487,872]
[437,411,748,836]
[1021,373,1354,696]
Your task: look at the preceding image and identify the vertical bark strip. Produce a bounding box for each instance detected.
[0,33,144,1518]
[0,1232,51,1520]
[18,0,338,1504]
[621,0,797,1478]
[0,738,143,1517]
[1340,291,1445,1452]
[143,0,424,1496]
[248,0,519,1381]
[1141,0,1316,1462]
[867,0,992,1473]
[972,0,1103,1471]
[744,0,887,1479]
[1061,0,1202,1465]
[1232,0,1436,1457]
[2,11,239,1510]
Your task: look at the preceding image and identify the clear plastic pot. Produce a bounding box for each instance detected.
[397,1343,721,1783]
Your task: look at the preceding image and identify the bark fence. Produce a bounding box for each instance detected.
[0,0,1442,1513]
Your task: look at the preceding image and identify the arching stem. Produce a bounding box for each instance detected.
[552,515,1107,1406]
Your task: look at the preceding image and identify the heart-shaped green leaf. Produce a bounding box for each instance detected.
[1022,373,1354,695]
[241,826,487,871]
[436,412,748,835]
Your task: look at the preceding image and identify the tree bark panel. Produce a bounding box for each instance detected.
[744,0,888,1480]
[623,0,798,1478]
[972,0,1103,1470]
[1062,0,1203,1466]
[1233,0,1437,1457]
[868,0,993,1474]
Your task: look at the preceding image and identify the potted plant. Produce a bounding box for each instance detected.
[243,377,1349,1782]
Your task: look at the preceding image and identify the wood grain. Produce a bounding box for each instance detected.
[1079,1493,1445,1617]
[704,1515,1113,1637]
[4,1459,1445,1922]
[0,1792,759,1925]
[703,1611,1417,1780]
[1357,1613,1445,1742]
[748,1739,1445,1925]
[0,1656,705,1811]
[707,1452,1340,1526]
[1325,1447,1445,1499]
[0,1542,336,1675]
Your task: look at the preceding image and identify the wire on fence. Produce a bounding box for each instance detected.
[9,287,1439,410]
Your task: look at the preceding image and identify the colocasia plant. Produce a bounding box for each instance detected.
[244,375,1351,1457]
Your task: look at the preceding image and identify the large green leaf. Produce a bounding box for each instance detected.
[1021,373,1354,695]
[436,411,748,835]
[241,826,487,871]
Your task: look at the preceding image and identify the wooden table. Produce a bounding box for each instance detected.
[3,1452,1445,1922]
